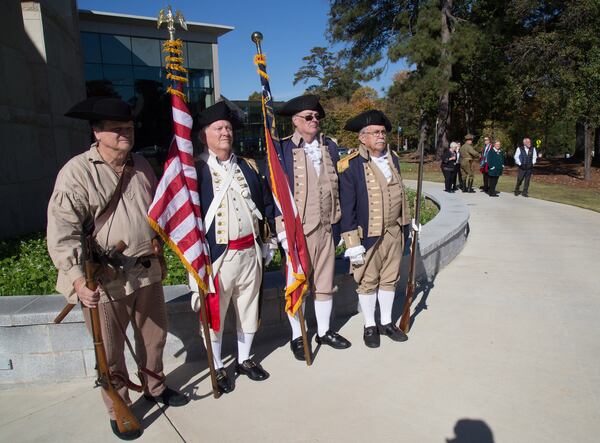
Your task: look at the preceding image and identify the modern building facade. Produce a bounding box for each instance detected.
[0,2,232,239]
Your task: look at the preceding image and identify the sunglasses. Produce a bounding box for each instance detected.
[295,113,321,122]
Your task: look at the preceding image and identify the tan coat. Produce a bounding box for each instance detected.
[47,144,162,303]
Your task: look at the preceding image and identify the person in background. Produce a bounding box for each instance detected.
[480,136,492,193]
[513,137,537,197]
[441,142,459,192]
[486,140,504,197]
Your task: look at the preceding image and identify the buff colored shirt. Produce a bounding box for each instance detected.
[47,144,162,303]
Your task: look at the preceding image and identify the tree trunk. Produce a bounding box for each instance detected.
[418,109,429,155]
[594,127,600,166]
[436,0,453,159]
[574,121,585,160]
[584,123,592,180]
[463,85,474,134]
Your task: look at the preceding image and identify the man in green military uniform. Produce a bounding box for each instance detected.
[459,134,480,193]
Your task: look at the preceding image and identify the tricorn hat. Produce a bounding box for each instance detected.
[464,133,475,140]
[65,96,133,122]
[344,110,392,133]
[196,101,243,129]
[277,94,325,118]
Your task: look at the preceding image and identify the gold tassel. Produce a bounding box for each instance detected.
[166,86,187,101]
[167,73,188,83]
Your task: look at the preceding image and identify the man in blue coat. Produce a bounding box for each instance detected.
[338,110,411,348]
[188,101,276,393]
[275,94,351,361]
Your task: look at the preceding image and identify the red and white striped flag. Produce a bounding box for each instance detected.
[148,92,213,299]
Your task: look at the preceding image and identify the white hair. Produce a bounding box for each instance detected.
[450,142,459,149]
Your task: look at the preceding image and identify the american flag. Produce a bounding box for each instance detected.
[148,41,213,316]
[254,53,310,315]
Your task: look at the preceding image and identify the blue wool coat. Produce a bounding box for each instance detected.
[195,156,275,263]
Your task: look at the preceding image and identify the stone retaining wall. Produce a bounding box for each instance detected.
[0,183,469,386]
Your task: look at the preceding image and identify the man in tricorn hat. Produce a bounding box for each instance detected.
[188,101,276,393]
[276,94,351,361]
[338,110,411,348]
[47,96,187,440]
[459,134,480,193]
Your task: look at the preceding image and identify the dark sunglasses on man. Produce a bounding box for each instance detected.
[295,113,322,122]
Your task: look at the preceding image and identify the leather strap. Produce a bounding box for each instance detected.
[93,157,134,238]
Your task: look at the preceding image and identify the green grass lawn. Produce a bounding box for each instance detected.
[400,164,600,213]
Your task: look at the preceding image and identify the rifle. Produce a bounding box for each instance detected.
[54,241,129,324]
[84,236,141,434]
[399,142,425,333]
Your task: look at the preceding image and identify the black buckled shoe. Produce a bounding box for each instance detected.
[315,330,351,349]
[290,337,306,361]
[363,326,380,348]
[215,368,233,394]
[235,359,270,381]
[110,419,142,441]
[144,386,188,407]
[379,323,408,342]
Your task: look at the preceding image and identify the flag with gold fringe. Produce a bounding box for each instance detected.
[253,52,310,316]
[148,39,217,327]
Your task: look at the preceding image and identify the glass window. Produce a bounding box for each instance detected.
[133,66,163,83]
[189,88,214,110]
[131,38,161,67]
[103,64,134,86]
[113,86,135,103]
[81,32,101,63]
[100,35,132,65]
[84,63,103,81]
[187,42,213,69]
[188,69,213,89]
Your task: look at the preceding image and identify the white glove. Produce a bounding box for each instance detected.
[262,237,278,266]
[344,245,366,266]
[277,231,289,253]
[411,218,422,233]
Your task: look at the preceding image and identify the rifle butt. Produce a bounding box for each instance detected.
[111,392,141,433]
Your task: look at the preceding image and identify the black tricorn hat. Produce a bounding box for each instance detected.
[196,101,243,129]
[65,96,133,122]
[277,94,326,118]
[344,109,392,133]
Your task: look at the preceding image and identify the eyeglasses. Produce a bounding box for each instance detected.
[295,113,321,122]
[362,130,387,137]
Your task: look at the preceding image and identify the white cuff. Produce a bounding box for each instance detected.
[344,245,366,258]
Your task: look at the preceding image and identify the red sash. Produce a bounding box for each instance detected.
[204,233,256,331]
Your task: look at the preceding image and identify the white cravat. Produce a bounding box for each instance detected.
[303,139,322,176]
[371,153,392,182]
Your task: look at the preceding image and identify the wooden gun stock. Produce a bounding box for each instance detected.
[85,254,141,434]
[398,138,425,334]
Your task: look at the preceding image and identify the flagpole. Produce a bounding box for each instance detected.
[158,7,221,398]
[252,32,312,366]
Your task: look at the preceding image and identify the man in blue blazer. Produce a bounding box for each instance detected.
[338,110,411,348]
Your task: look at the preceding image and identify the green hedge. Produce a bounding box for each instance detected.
[0,189,437,296]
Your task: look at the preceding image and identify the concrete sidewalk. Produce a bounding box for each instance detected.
[2,182,599,443]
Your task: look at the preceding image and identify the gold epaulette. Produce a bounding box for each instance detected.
[337,151,359,173]
[241,157,259,174]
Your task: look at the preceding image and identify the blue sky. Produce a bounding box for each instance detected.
[78,0,406,100]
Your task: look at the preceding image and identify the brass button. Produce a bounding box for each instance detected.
[217,212,223,216]
[217,230,224,234]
